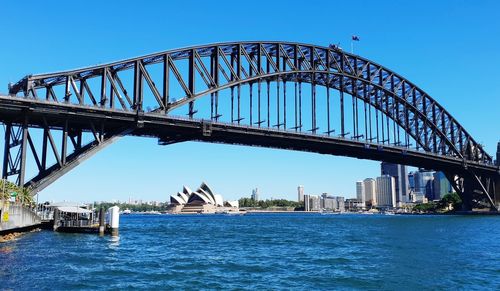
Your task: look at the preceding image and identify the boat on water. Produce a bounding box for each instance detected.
[320,210,341,215]
[222,209,247,216]
[121,209,131,215]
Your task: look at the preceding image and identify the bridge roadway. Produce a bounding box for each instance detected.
[0,94,497,177]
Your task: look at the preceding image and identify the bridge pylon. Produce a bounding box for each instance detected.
[447,171,500,211]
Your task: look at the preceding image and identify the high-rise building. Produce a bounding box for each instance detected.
[496,141,500,166]
[414,169,436,200]
[381,162,409,204]
[376,175,396,208]
[433,172,452,200]
[356,181,365,207]
[363,178,377,206]
[298,185,304,202]
[304,194,310,211]
[251,188,259,201]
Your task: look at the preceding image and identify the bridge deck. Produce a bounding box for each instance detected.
[0,94,496,176]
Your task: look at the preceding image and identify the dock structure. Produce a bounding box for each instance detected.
[42,203,120,235]
[53,206,99,233]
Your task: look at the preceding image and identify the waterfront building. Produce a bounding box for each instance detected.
[320,193,345,212]
[251,188,260,201]
[414,169,436,200]
[376,175,396,208]
[298,185,304,202]
[304,194,321,211]
[363,178,377,207]
[345,198,361,211]
[169,182,237,214]
[381,162,409,204]
[356,181,365,208]
[321,193,335,210]
[336,196,345,212]
[433,172,452,200]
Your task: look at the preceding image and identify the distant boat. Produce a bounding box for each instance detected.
[223,209,246,215]
[122,209,131,215]
[320,210,341,215]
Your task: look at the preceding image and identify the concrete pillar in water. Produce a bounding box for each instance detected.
[99,207,105,235]
[108,206,120,236]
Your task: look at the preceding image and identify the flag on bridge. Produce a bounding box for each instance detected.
[352,35,360,41]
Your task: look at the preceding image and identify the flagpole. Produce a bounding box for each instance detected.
[351,41,353,54]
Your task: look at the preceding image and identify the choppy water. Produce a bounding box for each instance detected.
[0,213,499,290]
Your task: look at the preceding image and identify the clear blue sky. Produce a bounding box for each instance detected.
[1,0,499,203]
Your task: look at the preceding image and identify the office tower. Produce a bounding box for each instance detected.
[433,172,452,200]
[251,188,259,201]
[304,194,310,211]
[414,169,436,200]
[356,181,365,207]
[381,162,409,204]
[376,175,396,208]
[363,178,377,206]
[298,185,304,202]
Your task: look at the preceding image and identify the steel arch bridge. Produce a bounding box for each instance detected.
[1,41,499,210]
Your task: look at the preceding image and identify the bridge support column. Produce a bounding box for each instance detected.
[446,171,499,212]
[1,121,28,187]
[2,123,12,179]
[461,174,475,212]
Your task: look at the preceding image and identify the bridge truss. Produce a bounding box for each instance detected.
[2,41,499,210]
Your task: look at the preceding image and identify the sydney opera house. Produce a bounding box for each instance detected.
[169,182,239,214]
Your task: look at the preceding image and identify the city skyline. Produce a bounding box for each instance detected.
[1,1,499,203]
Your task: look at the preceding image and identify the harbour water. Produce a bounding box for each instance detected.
[1,213,499,290]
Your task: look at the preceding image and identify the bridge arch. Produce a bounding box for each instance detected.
[9,42,491,165]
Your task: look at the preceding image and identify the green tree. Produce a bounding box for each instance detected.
[239,197,304,210]
[0,180,19,201]
[439,192,462,211]
[18,186,34,206]
[0,180,34,207]
[413,202,437,213]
